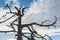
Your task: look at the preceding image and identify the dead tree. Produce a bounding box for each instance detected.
[0,4,57,40]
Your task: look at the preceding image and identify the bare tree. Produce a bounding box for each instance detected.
[0,4,57,40]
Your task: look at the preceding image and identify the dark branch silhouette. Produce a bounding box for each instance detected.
[5,4,12,12]
[44,35,52,40]
[21,7,26,16]
[12,16,57,28]
[0,15,15,23]
[0,4,57,40]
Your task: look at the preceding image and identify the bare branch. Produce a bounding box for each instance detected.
[0,30,17,33]
[12,23,18,27]
[30,25,34,31]
[6,12,18,15]
[4,4,18,16]
[30,16,57,28]
[5,4,12,12]
[51,16,57,25]
[2,13,8,17]
[40,16,57,26]
[14,6,19,12]
[0,15,15,24]
[9,18,18,31]
[0,4,55,40]
[34,33,47,40]
[44,35,52,40]
[53,25,56,28]
[11,16,57,31]
[21,7,26,16]
[26,26,33,32]
[23,34,35,40]
[41,20,50,25]
[10,16,57,32]
[48,26,50,29]
[23,34,29,38]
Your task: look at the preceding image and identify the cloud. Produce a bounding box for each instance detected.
[37,28,60,36]
[5,0,20,7]
[22,0,56,24]
[22,0,60,36]
[8,39,16,40]
[0,0,60,36]
[0,7,18,31]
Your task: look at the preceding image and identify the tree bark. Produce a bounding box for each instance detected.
[17,16,23,40]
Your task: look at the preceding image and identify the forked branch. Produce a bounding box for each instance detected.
[0,15,15,24]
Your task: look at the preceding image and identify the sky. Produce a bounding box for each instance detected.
[0,0,60,40]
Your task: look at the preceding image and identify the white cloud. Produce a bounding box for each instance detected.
[22,0,56,23]
[5,0,20,7]
[49,32,60,36]
[0,0,60,37]
[37,28,60,36]
[8,39,16,40]
[0,8,18,31]
[22,0,60,36]
[22,27,60,36]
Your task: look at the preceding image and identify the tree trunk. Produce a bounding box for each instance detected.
[17,16,23,40]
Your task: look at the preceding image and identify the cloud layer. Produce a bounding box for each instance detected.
[0,0,60,37]
[22,0,60,36]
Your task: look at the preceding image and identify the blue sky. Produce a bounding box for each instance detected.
[0,33,15,40]
[0,0,60,40]
[0,0,5,7]
[0,0,34,8]
[20,0,33,7]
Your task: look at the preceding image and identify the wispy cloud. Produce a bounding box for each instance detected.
[5,0,20,7]
[22,0,60,36]
[0,0,60,36]
[8,39,16,40]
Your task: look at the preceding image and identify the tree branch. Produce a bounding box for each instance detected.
[41,20,50,25]
[9,17,18,31]
[21,7,26,16]
[44,34,52,40]
[0,15,15,24]
[5,4,12,13]
[0,31,17,33]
